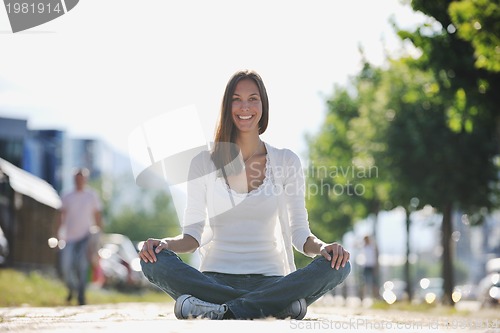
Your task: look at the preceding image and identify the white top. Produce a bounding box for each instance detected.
[200,155,283,275]
[182,142,315,276]
[60,188,102,242]
[363,242,377,268]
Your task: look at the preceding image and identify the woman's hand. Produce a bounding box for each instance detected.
[139,238,169,263]
[320,242,350,270]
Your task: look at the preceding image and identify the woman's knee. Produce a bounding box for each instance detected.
[324,260,351,288]
[140,249,178,279]
[140,259,153,277]
[339,261,351,282]
[314,256,351,280]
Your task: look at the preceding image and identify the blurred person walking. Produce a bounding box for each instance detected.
[57,168,103,305]
[361,235,378,299]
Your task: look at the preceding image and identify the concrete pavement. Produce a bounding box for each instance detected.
[1,297,499,333]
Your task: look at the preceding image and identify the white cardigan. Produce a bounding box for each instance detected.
[182,142,315,275]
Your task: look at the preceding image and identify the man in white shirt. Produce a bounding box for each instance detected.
[57,168,102,305]
[362,235,378,299]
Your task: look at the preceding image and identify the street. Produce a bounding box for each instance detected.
[1,297,499,333]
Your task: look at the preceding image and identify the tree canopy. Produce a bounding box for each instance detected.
[306,0,500,304]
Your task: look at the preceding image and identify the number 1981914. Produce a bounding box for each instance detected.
[5,2,62,14]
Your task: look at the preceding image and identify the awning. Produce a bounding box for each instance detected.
[0,157,61,209]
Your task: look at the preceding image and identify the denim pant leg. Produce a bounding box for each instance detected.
[60,242,77,291]
[226,256,351,319]
[74,237,90,301]
[61,236,90,298]
[140,249,249,304]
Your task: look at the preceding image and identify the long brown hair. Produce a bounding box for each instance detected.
[211,70,269,174]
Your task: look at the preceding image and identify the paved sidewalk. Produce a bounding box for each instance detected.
[1,300,499,333]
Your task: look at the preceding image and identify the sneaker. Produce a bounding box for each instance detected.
[174,294,228,320]
[275,299,307,320]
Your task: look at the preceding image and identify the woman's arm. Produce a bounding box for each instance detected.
[282,150,316,256]
[303,235,350,270]
[162,234,200,253]
[303,235,325,256]
[139,234,199,263]
[280,150,350,269]
[140,152,209,263]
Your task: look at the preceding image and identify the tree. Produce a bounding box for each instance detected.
[381,57,497,305]
[402,0,500,135]
[304,61,393,272]
[96,171,180,243]
[390,0,500,305]
[306,87,362,242]
[105,189,180,243]
[306,0,500,305]
[449,0,500,72]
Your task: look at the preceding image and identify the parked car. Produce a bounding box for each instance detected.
[478,258,500,308]
[452,284,478,303]
[97,233,148,290]
[416,277,443,304]
[0,225,8,265]
[478,273,500,307]
[486,258,500,273]
[379,279,408,304]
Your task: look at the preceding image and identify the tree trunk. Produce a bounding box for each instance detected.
[441,202,455,305]
[372,207,380,300]
[404,209,412,302]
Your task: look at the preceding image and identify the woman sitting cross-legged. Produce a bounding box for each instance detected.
[139,69,351,320]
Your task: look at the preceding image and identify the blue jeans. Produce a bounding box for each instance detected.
[60,235,90,303]
[141,249,351,319]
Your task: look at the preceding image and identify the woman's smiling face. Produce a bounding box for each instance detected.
[231,78,263,134]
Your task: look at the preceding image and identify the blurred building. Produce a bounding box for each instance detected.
[23,129,66,193]
[0,117,28,169]
[451,209,500,285]
[0,116,117,197]
[0,157,61,269]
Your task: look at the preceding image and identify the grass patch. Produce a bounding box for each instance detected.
[0,268,170,307]
[371,299,439,312]
[369,299,485,318]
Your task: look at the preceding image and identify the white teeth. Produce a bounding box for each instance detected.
[238,115,252,120]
